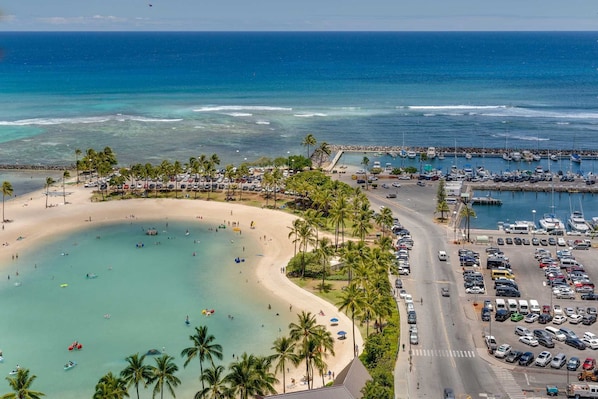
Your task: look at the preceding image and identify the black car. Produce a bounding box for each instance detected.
[514,237,523,245]
[522,238,531,245]
[519,351,535,366]
[532,237,540,246]
[506,237,514,245]
[582,293,598,301]
[505,350,523,363]
[537,336,555,348]
[538,314,553,324]
[582,314,597,325]
[497,238,505,245]
[481,307,491,321]
[394,278,403,289]
[567,357,581,371]
[495,309,510,322]
[407,311,417,324]
[496,287,521,297]
[565,337,586,350]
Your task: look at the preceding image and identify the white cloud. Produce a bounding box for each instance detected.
[36,15,128,26]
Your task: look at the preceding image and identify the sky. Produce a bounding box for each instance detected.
[0,0,597,31]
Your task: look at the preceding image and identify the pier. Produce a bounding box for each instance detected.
[471,196,503,206]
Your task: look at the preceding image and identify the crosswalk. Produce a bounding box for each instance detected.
[411,348,476,358]
[491,365,526,399]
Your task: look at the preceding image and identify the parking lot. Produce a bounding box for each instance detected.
[454,236,598,378]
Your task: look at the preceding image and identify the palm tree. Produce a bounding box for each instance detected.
[296,220,314,278]
[172,160,183,198]
[287,218,302,257]
[93,372,129,399]
[375,206,394,237]
[460,204,476,242]
[436,200,451,221]
[181,326,223,391]
[194,364,230,399]
[1,368,45,399]
[336,282,367,358]
[288,311,320,389]
[74,148,82,184]
[120,353,153,399]
[62,171,70,205]
[2,181,13,223]
[225,353,277,399]
[329,193,349,248]
[352,203,373,241]
[302,134,317,160]
[44,177,55,208]
[314,237,333,292]
[270,336,300,393]
[361,156,370,190]
[148,354,180,399]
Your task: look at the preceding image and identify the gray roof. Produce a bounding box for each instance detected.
[260,357,372,399]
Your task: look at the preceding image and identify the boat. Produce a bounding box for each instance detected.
[399,149,407,158]
[570,153,582,163]
[85,273,97,279]
[146,349,161,356]
[8,366,20,376]
[502,153,512,162]
[550,153,559,161]
[510,152,522,162]
[426,147,436,159]
[64,361,77,371]
[568,210,590,234]
[437,152,445,160]
[464,153,472,160]
[407,150,417,159]
[68,341,83,351]
[538,213,565,232]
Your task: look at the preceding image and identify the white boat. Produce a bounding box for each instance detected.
[550,153,559,161]
[464,153,472,160]
[437,152,445,160]
[510,152,522,162]
[538,213,564,232]
[532,153,542,161]
[407,150,417,159]
[502,153,512,162]
[522,150,534,162]
[568,210,590,233]
[399,149,407,158]
[64,361,77,371]
[426,147,436,159]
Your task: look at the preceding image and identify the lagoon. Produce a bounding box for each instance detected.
[0,220,293,398]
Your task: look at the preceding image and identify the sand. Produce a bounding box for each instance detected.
[0,183,362,393]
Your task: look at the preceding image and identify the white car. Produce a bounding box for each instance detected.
[535,351,552,367]
[494,344,512,359]
[553,315,567,325]
[585,332,598,341]
[564,307,577,317]
[569,314,583,324]
[391,182,401,188]
[398,289,408,299]
[553,305,563,316]
[582,337,598,349]
[466,286,485,294]
[525,313,539,323]
[519,335,539,347]
[398,267,410,275]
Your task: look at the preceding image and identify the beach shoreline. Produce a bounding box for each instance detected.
[0,183,361,394]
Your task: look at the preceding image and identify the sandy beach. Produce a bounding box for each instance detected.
[0,183,361,394]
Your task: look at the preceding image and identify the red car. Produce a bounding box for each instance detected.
[542,305,552,314]
[583,357,596,371]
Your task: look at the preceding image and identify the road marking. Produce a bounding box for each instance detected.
[411,348,476,358]
[491,365,526,399]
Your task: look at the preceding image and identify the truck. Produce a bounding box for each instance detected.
[578,370,598,382]
[567,383,598,398]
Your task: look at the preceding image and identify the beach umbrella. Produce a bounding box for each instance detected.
[330,318,339,323]
[337,331,347,336]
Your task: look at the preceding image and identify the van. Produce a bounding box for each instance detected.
[438,250,447,261]
[495,298,506,311]
[545,326,566,341]
[560,258,579,268]
[492,269,515,280]
[518,300,529,315]
[507,299,519,314]
[529,299,540,314]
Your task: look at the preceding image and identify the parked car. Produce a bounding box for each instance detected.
[551,353,567,369]
[519,351,535,366]
[583,358,596,371]
[495,309,510,322]
[485,335,498,351]
[511,312,524,322]
[520,336,539,347]
[495,344,512,359]
[535,351,552,367]
[552,315,567,325]
[505,350,524,363]
[515,326,532,336]
[538,336,555,348]
[567,357,581,371]
[565,337,587,350]
[481,307,491,321]
[525,313,539,323]
[539,314,553,324]
[569,314,584,324]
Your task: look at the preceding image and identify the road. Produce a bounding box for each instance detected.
[362,181,506,399]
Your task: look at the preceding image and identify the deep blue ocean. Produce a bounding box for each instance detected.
[1,31,598,224]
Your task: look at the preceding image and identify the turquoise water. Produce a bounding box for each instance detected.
[0,221,293,398]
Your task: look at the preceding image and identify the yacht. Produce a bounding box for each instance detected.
[570,153,582,163]
[549,153,559,162]
[407,150,417,159]
[538,213,565,232]
[502,153,512,162]
[426,147,436,159]
[568,210,590,234]
[510,152,522,162]
[437,152,445,160]
[464,153,472,160]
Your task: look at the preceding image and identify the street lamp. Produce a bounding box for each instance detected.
[532,209,536,237]
[461,193,471,243]
[453,211,458,242]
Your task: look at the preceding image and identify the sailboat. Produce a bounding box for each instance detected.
[538,180,564,233]
[568,199,590,234]
[571,134,581,163]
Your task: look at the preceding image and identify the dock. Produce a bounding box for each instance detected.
[472,196,503,206]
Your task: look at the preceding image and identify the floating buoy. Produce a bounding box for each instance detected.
[60,284,68,288]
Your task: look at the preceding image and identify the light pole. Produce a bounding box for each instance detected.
[532,209,536,237]
[453,211,458,243]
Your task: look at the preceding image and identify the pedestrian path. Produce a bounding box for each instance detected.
[490,365,526,399]
[411,348,476,358]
